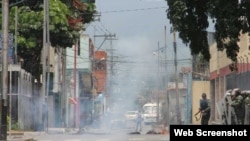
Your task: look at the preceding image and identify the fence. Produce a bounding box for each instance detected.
[226,71,250,90]
[18,69,41,130]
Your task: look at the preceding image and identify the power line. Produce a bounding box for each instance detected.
[100,6,167,13]
[90,22,110,35]
[97,21,111,34]
[79,6,167,15]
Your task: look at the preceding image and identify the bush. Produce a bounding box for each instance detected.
[7,116,20,130]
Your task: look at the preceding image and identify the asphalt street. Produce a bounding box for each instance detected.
[7,121,169,141]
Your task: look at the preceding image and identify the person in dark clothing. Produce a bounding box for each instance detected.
[199,93,211,125]
[231,88,244,125]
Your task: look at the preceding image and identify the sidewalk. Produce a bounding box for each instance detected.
[7,130,46,141]
[6,127,111,141]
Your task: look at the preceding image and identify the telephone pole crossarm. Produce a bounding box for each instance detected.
[94,34,117,51]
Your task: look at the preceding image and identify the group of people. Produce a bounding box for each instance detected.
[197,90,241,125]
[198,88,250,125]
[223,88,250,125]
[230,88,245,125]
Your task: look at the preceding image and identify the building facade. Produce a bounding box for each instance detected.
[209,32,250,124]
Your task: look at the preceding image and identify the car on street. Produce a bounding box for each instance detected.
[125,110,139,121]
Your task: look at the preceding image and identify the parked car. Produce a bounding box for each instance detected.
[125,111,139,121]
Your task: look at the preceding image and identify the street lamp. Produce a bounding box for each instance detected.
[152,46,160,123]
[153,43,167,124]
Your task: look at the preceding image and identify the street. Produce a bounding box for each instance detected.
[23,134,169,141]
[7,121,169,141]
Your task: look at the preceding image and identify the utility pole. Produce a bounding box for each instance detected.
[106,33,116,106]
[42,0,47,131]
[14,6,18,63]
[94,34,116,52]
[45,0,50,131]
[173,31,181,124]
[157,41,160,123]
[42,0,50,131]
[94,33,117,105]
[73,39,79,128]
[108,34,116,75]
[62,48,67,128]
[164,25,169,127]
[1,0,9,140]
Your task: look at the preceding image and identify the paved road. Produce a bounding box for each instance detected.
[25,134,168,141]
[7,121,169,141]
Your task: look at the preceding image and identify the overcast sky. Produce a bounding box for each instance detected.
[85,0,193,65]
[84,0,194,110]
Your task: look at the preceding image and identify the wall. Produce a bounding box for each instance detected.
[66,34,91,70]
[210,33,250,78]
[93,51,107,94]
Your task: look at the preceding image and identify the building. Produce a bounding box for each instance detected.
[209,32,250,124]
[65,34,94,128]
[92,50,107,119]
[64,34,109,128]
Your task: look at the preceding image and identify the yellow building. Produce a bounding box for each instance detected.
[209,32,250,124]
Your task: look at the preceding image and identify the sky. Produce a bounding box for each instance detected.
[84,0,193,111]
[85,0,192,70]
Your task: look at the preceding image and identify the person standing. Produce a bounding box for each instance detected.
[135,111,143,132]
[199,93,211,125]
[244,93,250,125]
[231,88,244,125]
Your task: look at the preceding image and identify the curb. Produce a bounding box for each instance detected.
[7,131,24,136]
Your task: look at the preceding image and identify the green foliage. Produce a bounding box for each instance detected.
[81,2,97,23]
[0,0,96,79]
[166,0,250,62]
[7,116,20,130]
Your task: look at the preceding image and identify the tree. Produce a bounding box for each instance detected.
[165,0,250,63]
[1,0,96,79]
